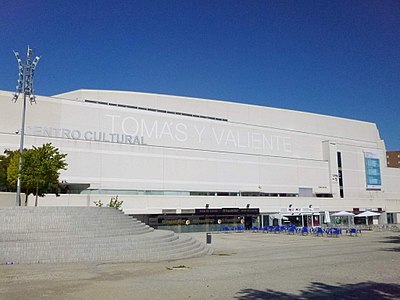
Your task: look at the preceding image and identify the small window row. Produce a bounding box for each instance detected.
[76,188,331,198]
[190,191,299,197]
[84,99,228,122]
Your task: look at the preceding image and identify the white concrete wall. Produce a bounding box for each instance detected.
[13,193,398,219]
[1,89,398,216]
[56,89,381,144]
[0,192,15,207]
[382,168,400,199]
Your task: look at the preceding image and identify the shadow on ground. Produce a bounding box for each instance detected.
[381,235,400,252]
[382,236,400,244]
[235,281,400,300]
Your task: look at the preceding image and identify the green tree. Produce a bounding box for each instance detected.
[0,154,8,191]
[0,150,17,192]
[7,143,68,206]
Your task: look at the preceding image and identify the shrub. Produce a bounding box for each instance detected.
[94,196,123,209]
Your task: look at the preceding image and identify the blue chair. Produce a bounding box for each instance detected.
[251,226,259,232]
[314,227,324,236]
[280,226,287,232]
[267,226,275,233]
[301,226,309,235]
[347,228,359,236]
[273,226,281,233]
[327,227,341,237]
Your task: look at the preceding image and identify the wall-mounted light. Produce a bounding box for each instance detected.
[246,204,250,209]
[205,204,209,209]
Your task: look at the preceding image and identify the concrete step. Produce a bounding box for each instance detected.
[0,235,205,264]
[0,207,210,264]
[0,234,193,257]
[1,222,152,233]
[0,207,127,216]
[0,228,154,241]
[0,231,178,248]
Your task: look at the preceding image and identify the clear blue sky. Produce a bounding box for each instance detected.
[1,0,399,150]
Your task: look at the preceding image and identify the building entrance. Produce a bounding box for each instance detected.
[145,207,260,232]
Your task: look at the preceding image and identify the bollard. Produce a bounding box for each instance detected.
[206,232,212,244]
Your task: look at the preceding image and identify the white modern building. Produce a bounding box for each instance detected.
[0,89,399,228]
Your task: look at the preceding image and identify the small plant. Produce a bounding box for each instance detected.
[94,196,123,209]
[107,196,123,209]
[93,200,103,207]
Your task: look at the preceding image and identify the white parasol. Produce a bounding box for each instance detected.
[331,211,355,217]
[331,211,355,226]
[355,211,381,225]
[324,211,331,224]
[355,211,381,217]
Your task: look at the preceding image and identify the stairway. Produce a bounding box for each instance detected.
[0,207,211,264]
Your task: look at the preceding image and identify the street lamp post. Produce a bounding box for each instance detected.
[12,46,40,206]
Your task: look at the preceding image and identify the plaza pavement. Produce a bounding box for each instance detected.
[1,230,399,299]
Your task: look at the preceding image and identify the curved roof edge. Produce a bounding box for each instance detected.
[52,88,373,125]
[50,89,382,145]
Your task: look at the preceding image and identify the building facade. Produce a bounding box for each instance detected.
[387,151,400,168]
[1,89,399,227]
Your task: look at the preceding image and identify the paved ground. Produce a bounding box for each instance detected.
[1,230,400,300]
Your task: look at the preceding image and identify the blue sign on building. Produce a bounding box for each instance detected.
[364,152,382,189]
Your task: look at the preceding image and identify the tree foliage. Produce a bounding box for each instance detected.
[0,155,7,191]
[5,143,68,206]
[0,150,17,192]
[0,154,9,191]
